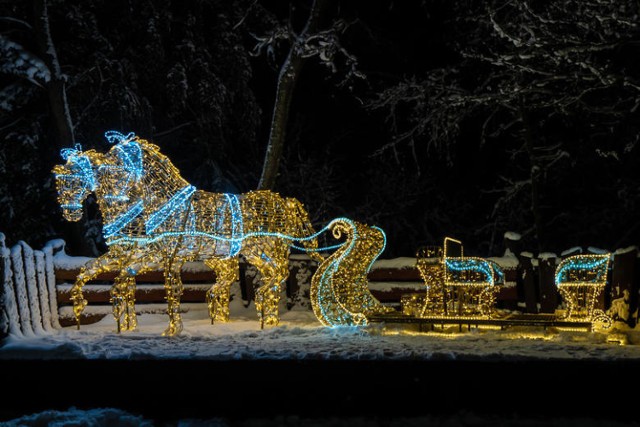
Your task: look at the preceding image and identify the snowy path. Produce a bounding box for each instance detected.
[2,307,640,361]
[3,309,640,424]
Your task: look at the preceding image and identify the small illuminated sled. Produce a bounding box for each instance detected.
[555,253,611,328]
[414,237,504,319]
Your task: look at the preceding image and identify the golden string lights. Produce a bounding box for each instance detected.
[555,253,611,327]
[311,218,393,326]
[54,131,388,334]
[414,238,504,319]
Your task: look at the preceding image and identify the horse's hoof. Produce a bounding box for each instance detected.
[162,322,183,336]
[213,313,230,323]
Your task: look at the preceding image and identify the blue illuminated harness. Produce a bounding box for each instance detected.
[145,185,197,234]
[221,193,244,257]
[104,201,144,239]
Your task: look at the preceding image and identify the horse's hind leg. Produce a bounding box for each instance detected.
[244,240,290,329]
[204,257,239,324]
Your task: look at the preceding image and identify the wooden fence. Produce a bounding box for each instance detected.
[0,233,60,340]
[1,234,639,334]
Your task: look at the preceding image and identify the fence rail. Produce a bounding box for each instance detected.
[1,234,639,336]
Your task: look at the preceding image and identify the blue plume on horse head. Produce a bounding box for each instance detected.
[105,130,136,145]
[105,130,144,181]
[58,142,96,191]
[60,143,83,161]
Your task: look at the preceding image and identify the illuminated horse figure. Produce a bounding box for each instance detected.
[53,144,157,333]
[54,131,391,335]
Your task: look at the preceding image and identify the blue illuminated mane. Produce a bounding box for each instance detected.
[58,143,96,193]
[104,131,144,181]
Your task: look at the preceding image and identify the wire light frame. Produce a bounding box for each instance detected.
[311,218,394,326]
[415,245,445,317]
[412,237,504,319]
[555,253,612,328]
[53,131,388,334]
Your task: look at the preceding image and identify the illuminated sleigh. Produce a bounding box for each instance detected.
[413,237,504,319]
[53,131,389,335]
[555,253,611,327]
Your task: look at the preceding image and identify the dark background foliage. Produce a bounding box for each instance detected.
[1,0,639,258]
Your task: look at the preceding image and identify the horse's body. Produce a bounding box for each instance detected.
[54,132,323,335]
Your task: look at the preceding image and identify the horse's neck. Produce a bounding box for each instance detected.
[92,152,146,235]
[94,172,143,226]
[137,142,192,206]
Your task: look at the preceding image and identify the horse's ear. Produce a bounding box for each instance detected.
[60,148,73,161]
[105,130,137,144]
[60,143,85,160]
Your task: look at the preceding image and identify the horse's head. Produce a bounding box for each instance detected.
[52,144,100,222]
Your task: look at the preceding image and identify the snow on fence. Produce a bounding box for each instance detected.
[0,234,60,341]
[2,233,640,333]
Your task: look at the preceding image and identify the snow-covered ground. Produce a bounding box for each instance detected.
[3,303,640,425]
[7,249,640,425]
[2,299,640,361]
[4,407,640,427]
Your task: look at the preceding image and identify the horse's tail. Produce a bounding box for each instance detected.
[286,197,325,264]
[310,218,393,327]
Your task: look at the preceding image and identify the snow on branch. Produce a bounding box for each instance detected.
[297,20,365,85]
[0,35,50,86]
[250,24,293,64]
[251,18,364,86]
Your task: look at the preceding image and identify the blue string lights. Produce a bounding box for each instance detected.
[145,184,196,234]
[310,218,392,326]
[555,255,610,285]
[103,201,144,239]
[53,130,389,333]
[554,253,611,323]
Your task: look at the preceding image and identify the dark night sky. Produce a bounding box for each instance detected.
[1,0,639,258]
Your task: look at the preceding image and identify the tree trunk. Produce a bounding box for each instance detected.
[33,0,97,256]
[33,0,74,149]
[257,0,332,190]
[519,102,543,254]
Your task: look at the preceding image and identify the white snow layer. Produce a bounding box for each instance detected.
[3,407,639,427]
[504,231,521,240]
[1,304,640,361]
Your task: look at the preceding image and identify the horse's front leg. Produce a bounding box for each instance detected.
[111,271,140,333]
[110,274,127,333]
[204,257,239,324]
[72,253,120,330]
[162,258,185,336]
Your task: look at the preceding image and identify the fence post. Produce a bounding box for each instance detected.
[287,255,318,310]
[1,235,21,338]
[35,250,53,332]
[0,233,7,340]
[538,253,558,313]
[10,243,36,336]
[609,247,638,327]
[519,253,538,313]
[20,241,45,335]
[43,239,63,329]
